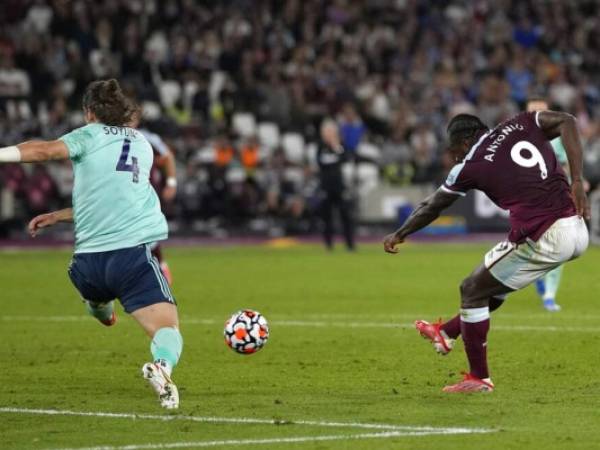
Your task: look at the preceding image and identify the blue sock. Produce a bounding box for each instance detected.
[543,266,563,301]
[535,279,545,298]
[151,327,183,375]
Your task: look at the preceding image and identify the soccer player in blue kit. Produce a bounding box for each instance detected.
[0,79,182,409]
[526,97,577,312]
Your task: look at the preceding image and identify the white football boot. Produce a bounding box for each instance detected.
[142,360,179,409]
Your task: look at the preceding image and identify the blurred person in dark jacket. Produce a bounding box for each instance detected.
[316,119,355,251]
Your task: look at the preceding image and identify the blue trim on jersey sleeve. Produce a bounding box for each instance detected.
[440,184,466,197]
[443,130,491,190]
[445,163,465,187]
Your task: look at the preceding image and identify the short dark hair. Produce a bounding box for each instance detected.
[446,114,488,146]
[82,79,139,126]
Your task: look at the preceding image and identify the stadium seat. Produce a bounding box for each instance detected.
[183,81,199,101]
[341,162,380,194]
[257,122,280,149]
[89,49,111,78]
[225,167,246,183]
[68,111,85,126]
[357,142,382,162]
[341,162,355,186]
[251,168,268,185]
[194,145,215,163]
[0,188,15,220]
[260,147,273,161]
[232,112,257,138]
[61,79,75,96]
[159,81,182,108]
[356,163,380,193]
[282,132,305,164]
[306,142,318,166]
[141,101,162,121]
[208,71,227,101]
[283,167,305,189]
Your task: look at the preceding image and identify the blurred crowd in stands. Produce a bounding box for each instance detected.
[1,0,600,236]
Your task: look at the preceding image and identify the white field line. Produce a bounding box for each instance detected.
[48,430,485,450]
[0,407,493,450]
[2,315,600,333]
[270,320,599,334]
[0,407,490,434]
[278,311,600,321]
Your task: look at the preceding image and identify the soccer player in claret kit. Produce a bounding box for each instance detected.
[0,79,183,408]
[383,110,589,392]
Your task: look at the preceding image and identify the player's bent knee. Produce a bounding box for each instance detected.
[459,277,476,299]
[461,297,488,309]
[459,277,488,308]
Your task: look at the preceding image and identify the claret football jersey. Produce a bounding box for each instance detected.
[442,112,576,243]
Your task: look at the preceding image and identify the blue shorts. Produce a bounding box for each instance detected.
[68,244,175,314]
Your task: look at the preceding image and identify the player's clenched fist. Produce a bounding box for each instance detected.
[28,213,57,237]
[571,179,590,220]
[383,233,404,254]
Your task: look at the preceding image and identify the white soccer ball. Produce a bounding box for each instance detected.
[224,309,269,354]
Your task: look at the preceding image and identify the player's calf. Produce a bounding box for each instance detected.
[143,326,183,408]
[540,266,563,312]
[535,279,546,298]
[456,266,510,386]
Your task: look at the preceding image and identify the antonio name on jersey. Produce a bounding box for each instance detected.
[483,122,525,163]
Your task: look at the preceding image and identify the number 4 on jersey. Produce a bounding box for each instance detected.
[116,138,139,183]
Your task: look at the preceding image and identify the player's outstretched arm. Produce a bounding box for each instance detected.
[156,150,178,202]
[28,208,74,237]
[0,140,69,163]
[537,111,590,219]
[383,189,459,254]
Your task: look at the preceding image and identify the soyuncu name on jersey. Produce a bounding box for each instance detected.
[484,123,525,162]
[103,126,138,138]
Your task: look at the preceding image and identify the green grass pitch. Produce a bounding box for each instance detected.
[1,242,600,449]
